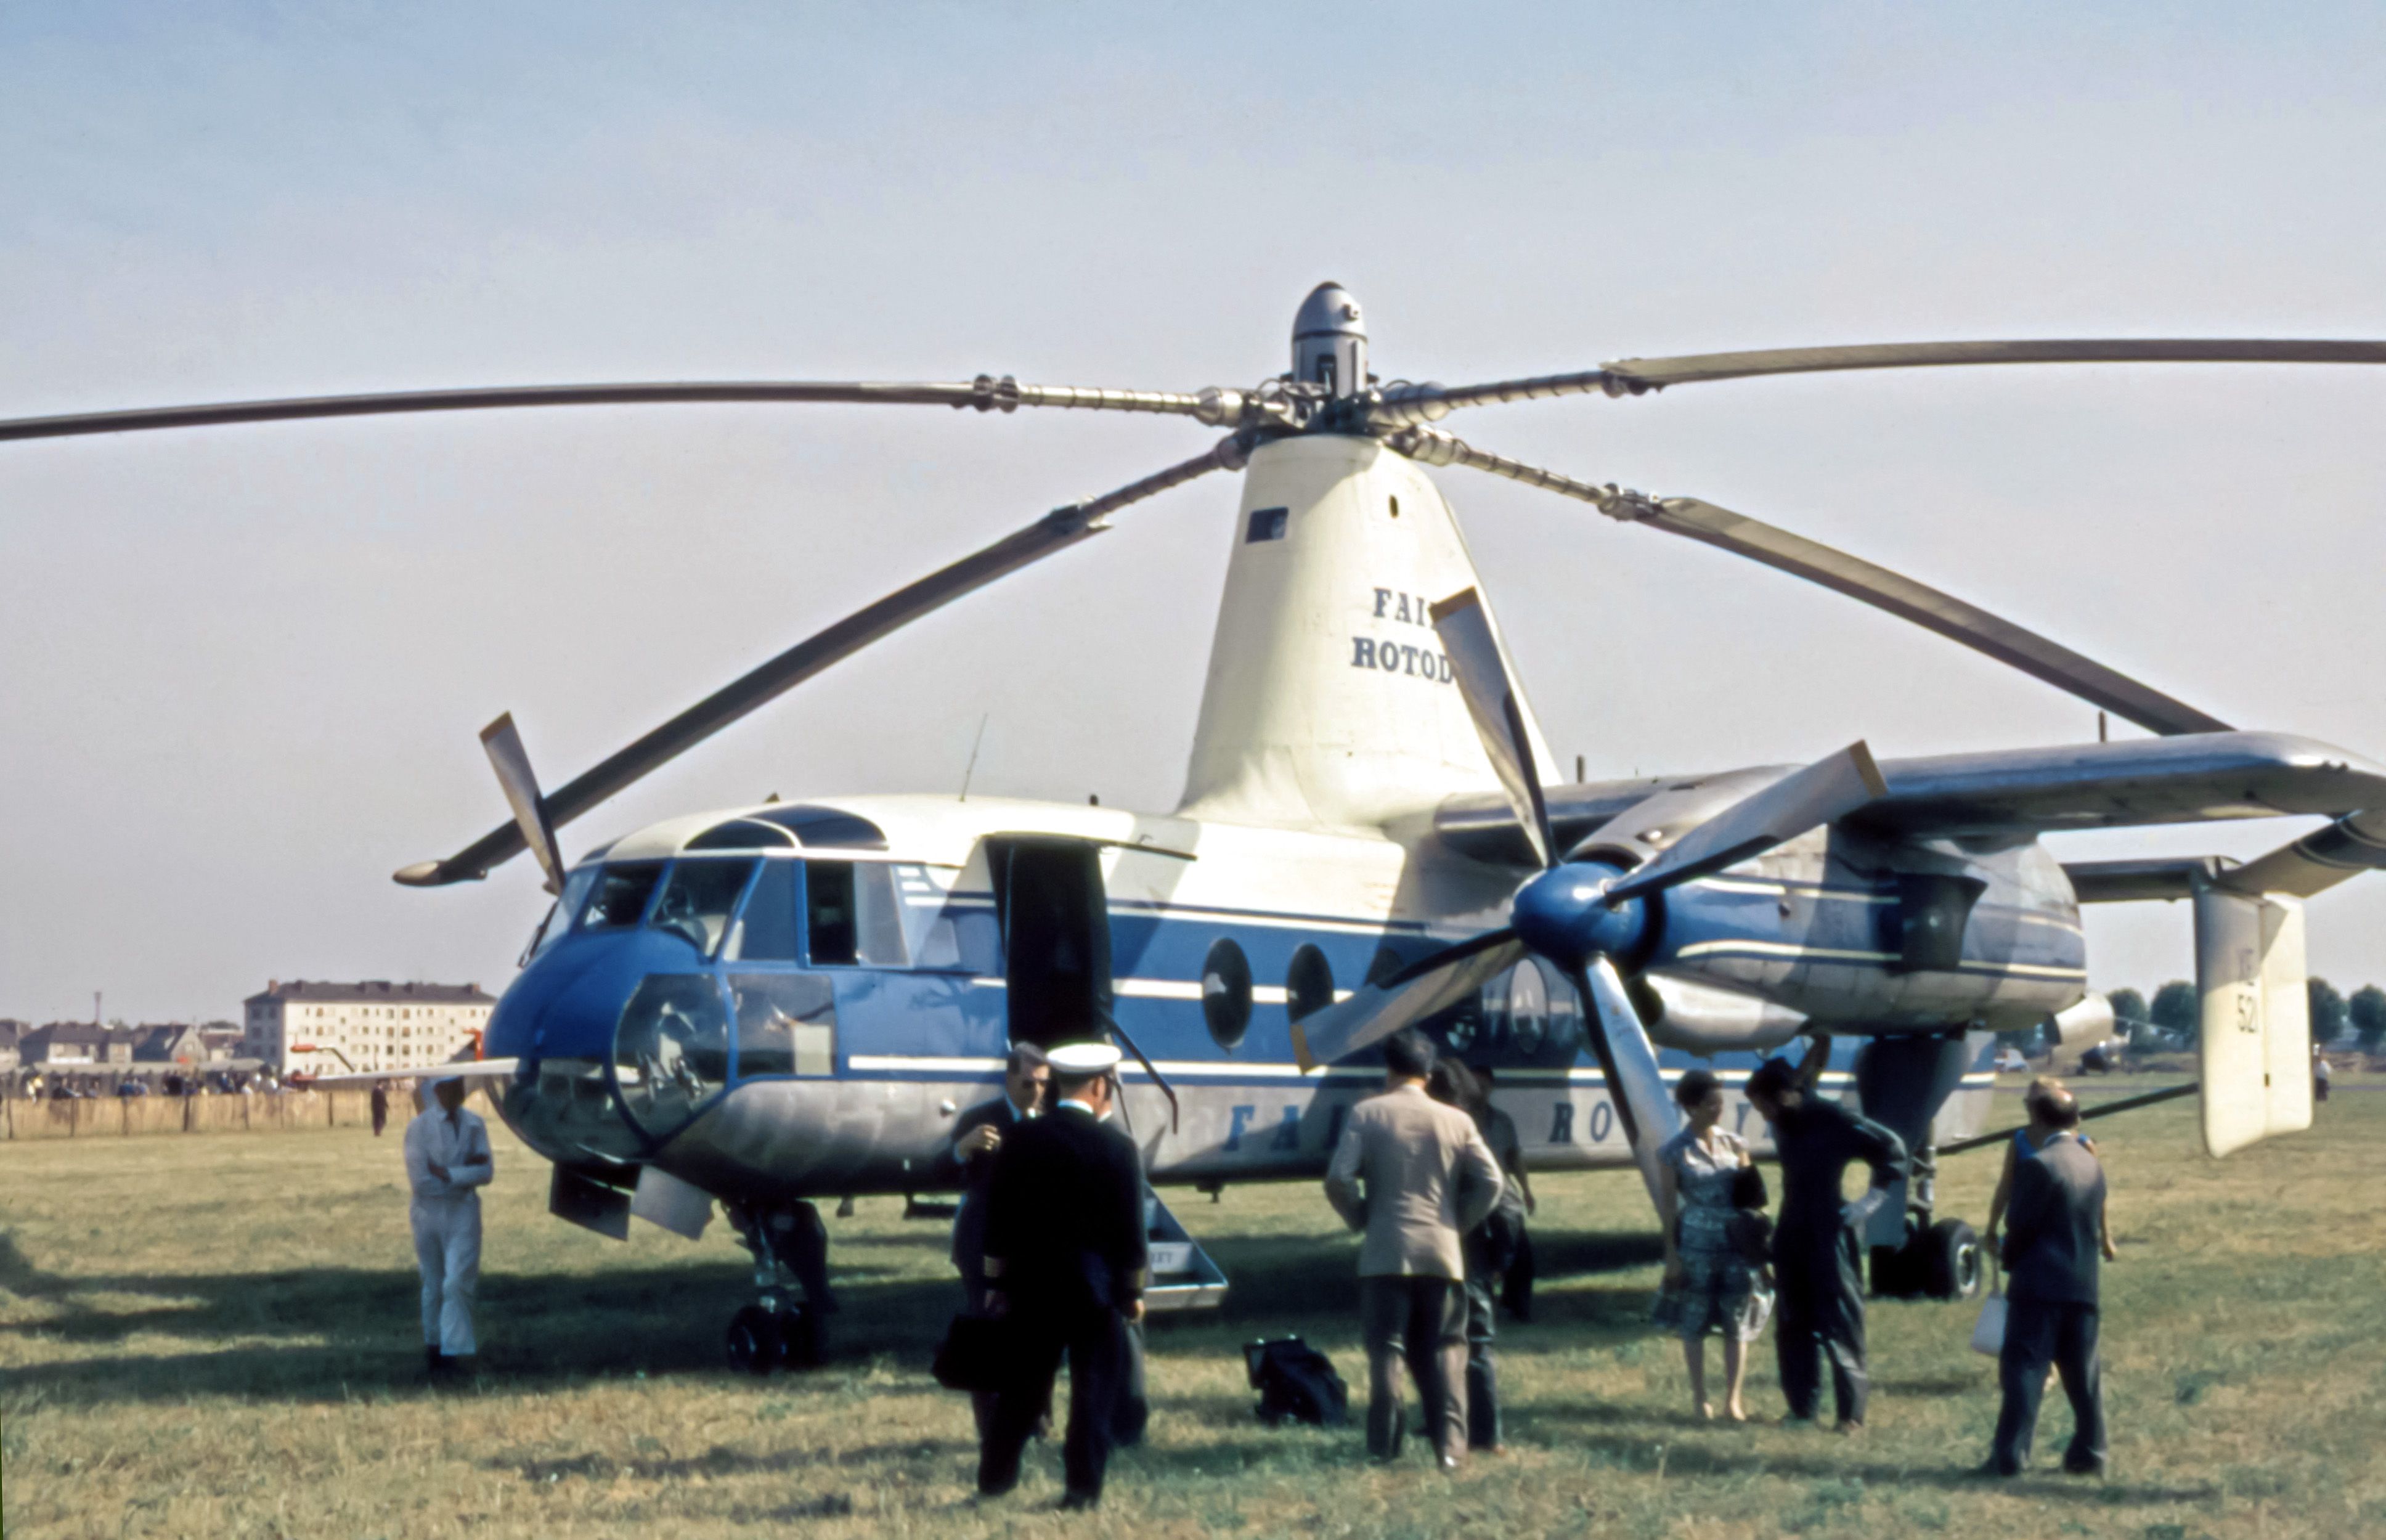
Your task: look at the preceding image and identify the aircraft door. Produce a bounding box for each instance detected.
[986,837,1115,1050]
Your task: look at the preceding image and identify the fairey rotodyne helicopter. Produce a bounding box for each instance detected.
[15,285,2386,1369]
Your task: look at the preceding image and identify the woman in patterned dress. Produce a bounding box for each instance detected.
[1655,1069,1772,1420]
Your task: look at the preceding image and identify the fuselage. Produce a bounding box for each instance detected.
[484,791,2070,1204]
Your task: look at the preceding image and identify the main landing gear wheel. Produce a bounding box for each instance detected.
[1924,1218,1982,1301]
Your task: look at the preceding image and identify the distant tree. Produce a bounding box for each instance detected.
[2107,987,2149,1032]
[2307,977,2348,1046]
[2350,985,2386,1052]
[2150,980,2200,1041]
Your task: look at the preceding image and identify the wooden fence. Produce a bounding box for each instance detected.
[1,1088,404,1141]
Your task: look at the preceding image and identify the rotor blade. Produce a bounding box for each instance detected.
[1430,587,1554,868]
[393,436,1249,887]
[1602,742,1886,906]
[1572,958,1681,1211]
[1374,338,2386,418]
[1389,428,2230,737]
[1288,930,1525,1073]
[479,712,565,895]
[0,377,1242,442]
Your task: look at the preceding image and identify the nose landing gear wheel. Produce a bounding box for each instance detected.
[727,1304,783,1375]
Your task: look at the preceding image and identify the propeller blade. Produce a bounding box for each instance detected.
[1430,587,1554,868]
[1389,428,2230,738]
[479,713,565,895]
[1602,741,1886,905]
[1289,930,1525,1073]
[1572,957,1682,1210]
[393,436,1248,887]
[1376,338,2386,418]
[0,378,1245,442]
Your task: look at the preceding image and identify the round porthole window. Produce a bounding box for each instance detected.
[1286,943,1334,1023]
[1507,959,1549,1056]
[1202,938,1253,1049]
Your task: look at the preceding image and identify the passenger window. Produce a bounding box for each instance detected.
[1286,943,1334,1022]
[727,860,801,962]
[649,859,755,956]
[581,863,665,931]
[728,973,837,1078]
[806,862,910,967]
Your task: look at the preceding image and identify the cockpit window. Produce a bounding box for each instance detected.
[580,862,665,931]
[648,860,756,956]
[686,818,798,851]
[613,974,730,1136]
[803,861,996,971]
[523,866,601,963]
[754,805,888,849]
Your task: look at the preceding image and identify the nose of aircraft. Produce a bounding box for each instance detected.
[486,926,707,1165]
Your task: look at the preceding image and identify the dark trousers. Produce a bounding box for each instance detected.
[1991,1299,2106,1474]
[1500,1227,1535,1321]
[1359,1276,1467,1461]
[979,1305,1130,1501]
[1775,1223,1868,1424]
[1114,1315,1149,1446]
[1463,1272,1500,1451]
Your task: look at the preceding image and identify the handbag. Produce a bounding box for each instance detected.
[1969,1285,2008,1358]
[932,1313,1020,1393]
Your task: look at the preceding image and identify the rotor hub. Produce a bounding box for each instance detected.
[1290,282,1368,401]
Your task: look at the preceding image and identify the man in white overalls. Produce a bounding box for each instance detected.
[404,1075,494,1374]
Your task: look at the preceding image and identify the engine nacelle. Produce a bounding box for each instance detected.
[1641,972,1807,1055]
[2047,991,2115,1051]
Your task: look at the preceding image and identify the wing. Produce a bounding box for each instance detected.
[1434,731,2386,864]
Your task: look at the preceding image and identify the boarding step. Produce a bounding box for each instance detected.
[1142,1189,1229,1313]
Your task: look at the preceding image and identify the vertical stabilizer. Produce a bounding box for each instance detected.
[1176,434,1550,832]
[2193,882,2314,1157]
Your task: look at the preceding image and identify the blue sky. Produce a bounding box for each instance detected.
[5,4,2385,1021]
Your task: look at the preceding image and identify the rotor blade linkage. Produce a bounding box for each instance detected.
[394,435,1251,887]
[479,713,566,896]
[0,376,1255,443]
[1431,588,1555,868]
[1390,427,2230,738]
[1574,958,1682,1210]
[1289,931,1526,1073]
[1602,742,1886,905]
[1373,338,2386,422]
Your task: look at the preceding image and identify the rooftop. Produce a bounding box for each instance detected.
[246,980,493,1006]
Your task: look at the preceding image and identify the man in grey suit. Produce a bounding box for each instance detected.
[1325,1029,1504,1469]
[1989,1086,2110,1476]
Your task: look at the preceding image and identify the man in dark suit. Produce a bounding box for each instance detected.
[1746,1054,1908,1431]
[977,1041,1147,1511]
[1989,1086,2109,1476]
[929,1043,1049,1435]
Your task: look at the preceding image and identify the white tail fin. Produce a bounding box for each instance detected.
[1176,435,1551,832]
[2193,883,2314,1157]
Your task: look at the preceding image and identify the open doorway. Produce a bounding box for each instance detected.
[986,837,1114,1051]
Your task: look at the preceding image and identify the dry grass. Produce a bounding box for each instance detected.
[4,1082,2383,1539]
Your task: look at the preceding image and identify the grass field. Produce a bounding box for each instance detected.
[4,1083,2382,1539]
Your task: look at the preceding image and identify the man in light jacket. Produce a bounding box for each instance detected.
[404,1075,494,1375]
[1325,1029,1504,1468]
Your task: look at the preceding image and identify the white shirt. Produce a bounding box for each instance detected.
[404,1105,494,1201]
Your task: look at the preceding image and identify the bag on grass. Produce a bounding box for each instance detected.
[932,1313,1019,1393]
[1970,1285,2007,1358]
[1244,1336,1350,1428]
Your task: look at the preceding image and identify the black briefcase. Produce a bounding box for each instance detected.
[932,1314,1019,1393]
